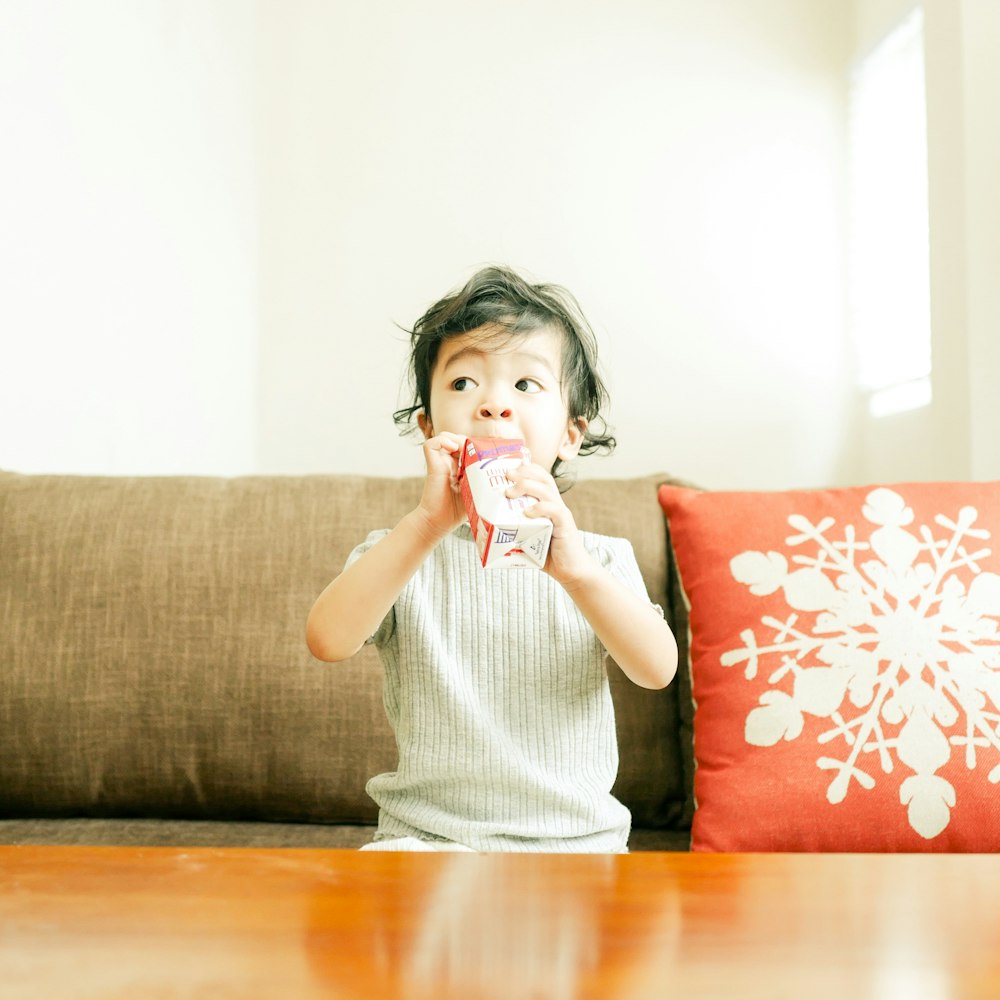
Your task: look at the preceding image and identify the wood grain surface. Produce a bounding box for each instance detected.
[1,845,997,999]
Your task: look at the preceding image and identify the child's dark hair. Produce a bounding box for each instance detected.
[394,265,616,476]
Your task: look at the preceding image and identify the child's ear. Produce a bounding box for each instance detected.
[417,411,433,439]
[557,417,587,462]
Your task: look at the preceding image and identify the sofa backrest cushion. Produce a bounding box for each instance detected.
[0,470,691,831]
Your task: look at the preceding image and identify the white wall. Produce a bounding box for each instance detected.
[9,2,991,489]
[256,0,853,490]
[0,0,258,476]
[852,0,1000,485]
[956,0,1000,481]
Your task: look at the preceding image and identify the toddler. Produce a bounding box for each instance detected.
[306,265,677,852]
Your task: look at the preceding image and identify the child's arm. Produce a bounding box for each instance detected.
[306,432,467,662]
[560,566,678,690]
[506,464,678,690]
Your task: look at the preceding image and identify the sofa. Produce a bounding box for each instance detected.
[0,469,695,851]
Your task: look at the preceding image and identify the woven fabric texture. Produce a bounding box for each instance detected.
[0,470,689,834]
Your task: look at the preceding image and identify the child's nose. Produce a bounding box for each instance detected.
[479,403,512,420]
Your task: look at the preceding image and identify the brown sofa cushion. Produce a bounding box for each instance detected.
[0,470,690,833]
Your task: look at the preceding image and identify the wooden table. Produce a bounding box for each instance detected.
[1,845,998,999]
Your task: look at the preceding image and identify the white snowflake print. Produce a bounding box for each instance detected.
[721,487,1000,839]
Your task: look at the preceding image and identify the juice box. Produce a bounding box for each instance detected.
[457,436,552,569]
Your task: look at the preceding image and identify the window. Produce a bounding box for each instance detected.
[848,8,931,418]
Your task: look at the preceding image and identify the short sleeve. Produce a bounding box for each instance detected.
[344,528,396,647]
[584,533,664,618]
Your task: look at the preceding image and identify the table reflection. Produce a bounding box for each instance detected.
[305,852,682,999]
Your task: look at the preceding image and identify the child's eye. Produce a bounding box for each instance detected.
[515,378,542,393]
[452,377,477,391]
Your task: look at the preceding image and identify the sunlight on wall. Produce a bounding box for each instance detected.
[848,8,931,418]
[3,1,853,487]
[0,1,258,475]
[700,139,843,378]
[257,0,852,490]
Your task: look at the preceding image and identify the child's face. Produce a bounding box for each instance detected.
[417,324,586,472]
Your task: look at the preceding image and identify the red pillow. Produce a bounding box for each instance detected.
[659,481,1000,852]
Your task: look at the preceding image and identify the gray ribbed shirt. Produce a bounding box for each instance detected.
[347,523,650,853]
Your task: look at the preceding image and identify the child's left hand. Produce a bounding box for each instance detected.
[507,461,678,691]
[504,463,596,587]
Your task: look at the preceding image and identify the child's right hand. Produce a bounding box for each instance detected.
[307,430,468,662]
[414,432,467,538]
